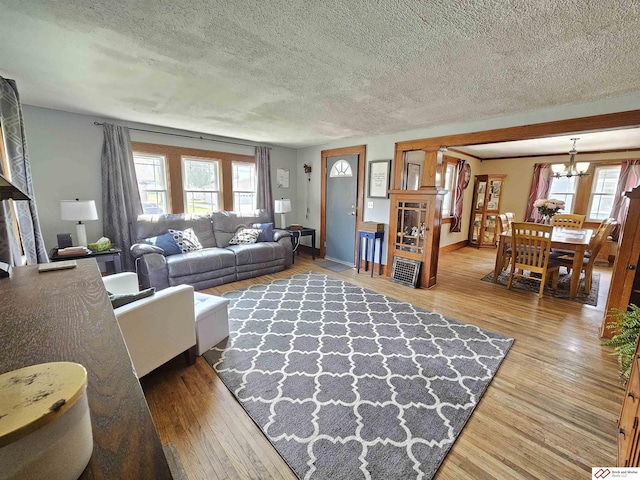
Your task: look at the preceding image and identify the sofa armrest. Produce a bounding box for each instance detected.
[114,284,196,378]
[131,243,164,259]
[273,229,290,242]
[135,252,170,290]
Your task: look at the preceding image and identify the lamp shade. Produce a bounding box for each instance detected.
[274,199,292,214]
[61,200,98,221]
[0,174,30,201]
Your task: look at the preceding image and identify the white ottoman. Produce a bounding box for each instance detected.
[193,292,230,355]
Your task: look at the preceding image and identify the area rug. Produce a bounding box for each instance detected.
[481,269,599,306]
[317,260,353,272]
[203,273,513,480]
[163,443,188,480]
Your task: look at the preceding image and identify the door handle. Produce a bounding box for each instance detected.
[349,211,356,216]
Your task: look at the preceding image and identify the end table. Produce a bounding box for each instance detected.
[50,247,123,274]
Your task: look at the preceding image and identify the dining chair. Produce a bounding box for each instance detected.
[497,213,512,269]
[505,212,515,228]
[507,222,561,298]
[551,213,586,229]
[556,218,617,292]
[498,214,510,235]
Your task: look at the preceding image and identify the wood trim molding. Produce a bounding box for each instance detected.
[320,145,366,259]
[396,110,640,152]
[439,239,468,254]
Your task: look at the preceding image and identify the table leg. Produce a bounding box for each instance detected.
[570,246,585,299]
[311,231,316,260]
[370,238,375,278]
[493,236,506,282]
[113,254,123,274]
[364,237,369,272]
[357,234,362,274]
[377,237,382,275]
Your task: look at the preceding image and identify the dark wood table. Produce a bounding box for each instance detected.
[0,259,172,479]
[286,227,316,263]
[50,247,123,274]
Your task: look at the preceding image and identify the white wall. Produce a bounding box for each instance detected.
[295,93,640,263]
[22,106,298,251]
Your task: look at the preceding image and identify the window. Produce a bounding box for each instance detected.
[549,176,577,213]
[330,159,353,177]
[442,163,457,217]
[133,153,168,214]
[182,157,220,213]
[587,165,621,221]
[232,162,256,215]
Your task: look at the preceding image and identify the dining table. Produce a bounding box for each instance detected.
[493,226,594,299]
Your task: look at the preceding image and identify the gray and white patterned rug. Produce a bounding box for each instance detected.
[203,273,513,480]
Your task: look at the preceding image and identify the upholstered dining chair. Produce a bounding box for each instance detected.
[556,218,617,293]
[551,213,586,229]
[507,222,561,298]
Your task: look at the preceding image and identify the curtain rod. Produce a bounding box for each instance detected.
[93,122,270,149]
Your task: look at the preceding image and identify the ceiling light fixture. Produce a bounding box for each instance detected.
[551,138,590,178]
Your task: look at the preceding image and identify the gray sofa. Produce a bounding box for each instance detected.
[130,211,292,291]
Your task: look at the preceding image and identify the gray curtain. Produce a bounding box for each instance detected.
[0,76,48,266]
[101,123,143,271]
[255,146,274,223]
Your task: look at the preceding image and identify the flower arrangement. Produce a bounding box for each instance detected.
[534,198,565,219]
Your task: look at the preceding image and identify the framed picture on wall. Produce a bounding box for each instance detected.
[368,160,391,198]
[276,168,290,188]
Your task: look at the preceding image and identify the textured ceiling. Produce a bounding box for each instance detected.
[1,0,639,148]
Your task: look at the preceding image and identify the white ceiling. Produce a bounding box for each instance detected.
[1,1,640,148]
[453,127,640,159]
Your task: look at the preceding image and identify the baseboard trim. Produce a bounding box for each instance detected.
[439,240,468,254]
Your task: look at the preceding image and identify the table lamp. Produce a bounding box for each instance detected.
[61,199,98,247]
[274,198,291,229]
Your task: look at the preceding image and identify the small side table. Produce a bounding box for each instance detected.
[50,247,123,274]
[357,231,384,277]
[285,227,316,263]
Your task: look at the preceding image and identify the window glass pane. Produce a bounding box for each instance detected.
[133,153,168,214]
[185,191,220,213]
[232,162,256,213]
[183,158,219,190]
[588,165,621,221]
[442,164,456,217]
[549,176,577,213]
[330,159,353,177]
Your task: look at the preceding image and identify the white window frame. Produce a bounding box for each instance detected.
[587,165,622,222]
[132,153,169,214]
[182,157,221,214]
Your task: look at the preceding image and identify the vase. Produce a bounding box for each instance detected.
[544,216,551,225]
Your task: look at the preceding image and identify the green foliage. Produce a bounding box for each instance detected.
[603,304,640,381]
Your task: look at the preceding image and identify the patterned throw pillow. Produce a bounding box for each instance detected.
[228,228,261,245]
[168,228,203,253]
[252,222,274,242]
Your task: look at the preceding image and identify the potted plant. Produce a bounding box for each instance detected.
[603,304,640,382]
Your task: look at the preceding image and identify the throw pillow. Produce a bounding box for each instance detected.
[143,232,181,256]
[168,228,203,253]
[108,288,155,309]
[228,228,261,245]
[252,222,274,242]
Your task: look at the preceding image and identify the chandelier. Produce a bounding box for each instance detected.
[551,138,590,178]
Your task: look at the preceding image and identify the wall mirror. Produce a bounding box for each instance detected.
[401,150,424,190]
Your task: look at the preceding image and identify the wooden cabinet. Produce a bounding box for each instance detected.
[468,174,506,248]
[603,186,640,339]
[618,339,640,466]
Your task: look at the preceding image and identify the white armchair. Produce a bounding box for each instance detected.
[102,272,197,378]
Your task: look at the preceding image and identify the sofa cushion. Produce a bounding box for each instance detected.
[166,248,236,278]
[229,228,261,245]
[252,222,274,242]
[169,228,203,253]
[108,288,155,309]
[143,232,181,256]
[227,242,285,266]
[135,214,216,248]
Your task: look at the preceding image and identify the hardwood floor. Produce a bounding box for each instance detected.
[141,247,623,479]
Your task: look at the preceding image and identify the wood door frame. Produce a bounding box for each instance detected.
[320,145,366,260]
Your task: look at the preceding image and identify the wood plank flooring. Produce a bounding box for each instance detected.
[141,247,623,479]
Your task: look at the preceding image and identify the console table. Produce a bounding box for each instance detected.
[50,247,122,274]
[357,230,384,277]
[0,259,172,479]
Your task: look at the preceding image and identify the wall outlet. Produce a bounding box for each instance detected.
[367,201,374,209]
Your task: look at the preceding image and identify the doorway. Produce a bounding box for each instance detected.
[320,145,366,263]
